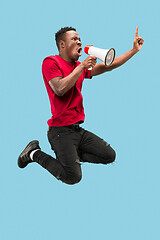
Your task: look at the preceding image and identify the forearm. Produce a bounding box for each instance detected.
[57,56,96,95]
[91,48,139,76]
[109,48,138,70]
[49,56,96,96]
[58,64,84,95]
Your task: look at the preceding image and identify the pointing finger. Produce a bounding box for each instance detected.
[135,26,138,38]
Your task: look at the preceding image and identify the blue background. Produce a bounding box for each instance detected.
[1,0,160,239]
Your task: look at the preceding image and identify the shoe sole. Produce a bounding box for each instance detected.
[18,140,39,168]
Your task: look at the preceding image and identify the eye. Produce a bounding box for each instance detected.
[72,37,81,42]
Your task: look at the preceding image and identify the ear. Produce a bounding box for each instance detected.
[59,39,65,49]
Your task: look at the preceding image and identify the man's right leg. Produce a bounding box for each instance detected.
[17,128,82,185]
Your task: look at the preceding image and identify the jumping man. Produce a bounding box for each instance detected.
[18,27,144,185]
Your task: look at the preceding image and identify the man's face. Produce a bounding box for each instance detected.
[62,30,82,62]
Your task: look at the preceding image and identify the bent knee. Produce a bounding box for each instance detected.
[66,173,82,185]
[104,147,116,164]
[109,149,116,163]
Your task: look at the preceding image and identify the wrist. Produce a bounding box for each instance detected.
[132,47,139,54]
[79,62,86,70]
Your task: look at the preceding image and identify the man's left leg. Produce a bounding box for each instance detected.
[79,129,116,164]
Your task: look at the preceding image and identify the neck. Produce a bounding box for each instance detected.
[59,51,75,63]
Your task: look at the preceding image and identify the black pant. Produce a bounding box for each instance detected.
[34,124,116,185]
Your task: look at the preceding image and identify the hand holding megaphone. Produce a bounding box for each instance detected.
[81,55,97,70]
[84,45,115,68]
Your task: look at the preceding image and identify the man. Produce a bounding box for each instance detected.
[18,27,144,185]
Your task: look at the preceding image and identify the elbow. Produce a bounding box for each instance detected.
[55,90,63,97]
[55,88,65,97]
[49,79,65,97]
[57,92,64,97]
[49,82,66,96]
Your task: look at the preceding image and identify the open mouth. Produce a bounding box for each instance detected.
[77,47,82,56]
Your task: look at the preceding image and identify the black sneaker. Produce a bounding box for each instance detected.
[18,140,41,168]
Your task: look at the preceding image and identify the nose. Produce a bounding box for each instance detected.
[77,40,82,46]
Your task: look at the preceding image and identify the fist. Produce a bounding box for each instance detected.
[81,56,97,69]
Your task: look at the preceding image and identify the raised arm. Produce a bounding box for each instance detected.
[90,27,144,77]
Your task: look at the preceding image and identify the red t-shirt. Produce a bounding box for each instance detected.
[42,55,92,127]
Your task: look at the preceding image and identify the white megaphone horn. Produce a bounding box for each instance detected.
[84,45,115,67]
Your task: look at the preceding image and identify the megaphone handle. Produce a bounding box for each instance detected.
[88,54,93,70]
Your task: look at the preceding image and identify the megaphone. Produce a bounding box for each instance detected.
[84,45,115,67]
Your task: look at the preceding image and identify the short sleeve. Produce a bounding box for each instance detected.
[84,69,92,79]
[42,58,63,82]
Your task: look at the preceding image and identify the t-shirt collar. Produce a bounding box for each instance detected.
[56,55,76,67]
